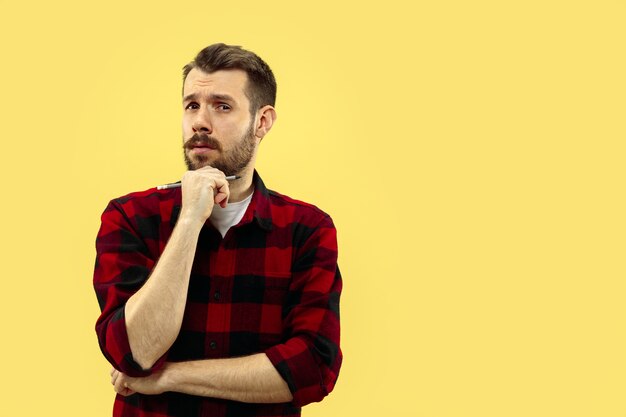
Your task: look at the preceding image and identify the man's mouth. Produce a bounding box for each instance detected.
[189,144,217,155]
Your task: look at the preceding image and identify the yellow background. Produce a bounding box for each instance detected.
[1,1,624,416]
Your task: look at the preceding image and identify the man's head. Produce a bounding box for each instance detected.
[183,43,277,117]
[181,44,277,174]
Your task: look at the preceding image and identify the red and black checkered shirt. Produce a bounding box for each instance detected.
[94,171,342,417]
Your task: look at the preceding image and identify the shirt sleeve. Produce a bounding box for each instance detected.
[93,200,167,377]
[264,214,343,407]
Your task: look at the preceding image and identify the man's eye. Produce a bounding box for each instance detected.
[217,104,231,111]
[185,103,199,110]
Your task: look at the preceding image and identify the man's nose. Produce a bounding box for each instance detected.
[192,109,212,134]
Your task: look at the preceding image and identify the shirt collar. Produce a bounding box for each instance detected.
[245,170,274,232]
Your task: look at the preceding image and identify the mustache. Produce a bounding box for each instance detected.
[183,134,223,151]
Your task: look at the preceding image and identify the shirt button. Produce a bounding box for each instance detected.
[210,341,217,350]
[213,291,220,301]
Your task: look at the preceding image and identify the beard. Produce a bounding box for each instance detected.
[182,120,256,176]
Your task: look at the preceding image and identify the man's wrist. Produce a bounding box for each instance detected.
[176,214,207,231]
[161,362,180,392]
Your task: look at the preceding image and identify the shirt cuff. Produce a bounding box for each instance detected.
[98,306,168,377]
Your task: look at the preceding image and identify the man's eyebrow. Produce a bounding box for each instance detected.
[210,93,236,102]
[183,93,198,103]
[183,93,236,103]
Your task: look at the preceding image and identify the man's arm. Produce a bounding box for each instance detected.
[262,214,343,406]
[123,215,203,370]
[112,354,293,403]
[95,167,230,374]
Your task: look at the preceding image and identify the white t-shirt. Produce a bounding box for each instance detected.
[209,190,254,238]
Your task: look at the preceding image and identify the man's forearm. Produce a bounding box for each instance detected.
[124,217,203,370]
[163,353,292,403]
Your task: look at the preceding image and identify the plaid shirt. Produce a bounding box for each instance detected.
[94,172,342,417]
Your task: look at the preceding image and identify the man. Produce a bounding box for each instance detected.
[93,43,342,417]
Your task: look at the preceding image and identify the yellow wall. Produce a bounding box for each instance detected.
[1,1,625,416]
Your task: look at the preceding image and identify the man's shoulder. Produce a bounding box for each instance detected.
[265,188,334,228]
[104,185,180,219]
[112,186,176,203]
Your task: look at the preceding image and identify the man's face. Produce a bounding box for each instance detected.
[182,68,258,175]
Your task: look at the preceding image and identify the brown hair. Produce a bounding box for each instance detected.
[183,43,277,115]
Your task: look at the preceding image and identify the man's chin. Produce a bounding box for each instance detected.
[185,155,212,170]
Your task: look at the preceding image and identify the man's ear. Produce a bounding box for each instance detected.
[254,105,277,141]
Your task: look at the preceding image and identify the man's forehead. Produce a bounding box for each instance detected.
[183,68,249,98]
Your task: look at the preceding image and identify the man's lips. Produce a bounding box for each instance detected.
[188,144,218,155]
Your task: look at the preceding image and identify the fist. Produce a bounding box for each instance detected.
[110,367,169,396]
[180,166,230,223]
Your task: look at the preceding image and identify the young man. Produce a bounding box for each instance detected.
[93,44,342,417]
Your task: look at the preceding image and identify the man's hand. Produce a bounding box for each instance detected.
[180,166,230,224]
[110,367,170,397]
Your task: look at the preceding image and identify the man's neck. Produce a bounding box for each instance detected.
[227,168,255,203]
